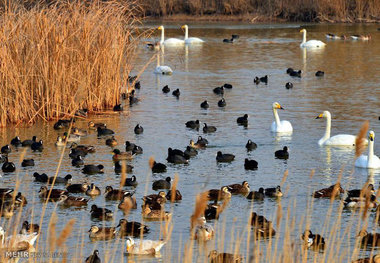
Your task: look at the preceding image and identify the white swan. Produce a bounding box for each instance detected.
[181,25,204,44]
[271,102,293,133]
[300,29,326,48]
[154,53,172,75]
[126,237,166,255]
[0,226,38,251]
[158,25,184,46]
[355,131,380,169]
[316,111,367,146]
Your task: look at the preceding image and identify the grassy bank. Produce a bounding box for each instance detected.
[139,0,380,23]
[0,1,142,127]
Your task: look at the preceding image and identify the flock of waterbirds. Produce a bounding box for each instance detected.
[0,25,379,263]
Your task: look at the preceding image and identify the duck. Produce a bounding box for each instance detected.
[316,111,365,146]
[355,131,380,169]
[172,88,180,98]
[72,127,88,136]
[285,82,293,89]
[72,155,84,166]
[86,183,101,197]
[88,121,106,130]
[265,186,283,197]
[207,186,231,201]
[38,186,68,201]
[89,225,116,240]
[151,160,167,173]
[184,146,198,157]
[63,132,80,143]
[70,143,95,154]
[118,194,137,211]
[315,71,324,77]
[271,102,293,133]
[275,146,289,159]
[1,145,11,154]
[246,188,265,201]
[186,120,200,129]
[203,123,217,133]
[14,192,27,207]
[105,136,117,147]
[157,25,184,45]
[0,226,39,251]
[218,98,226,107]
[301,230,325,250]
[134,124,144,134]
[162,85,170,93]
[189,139,204,150]
[55,136,65,146]
[193,216,214,241]
[351,34,371,40]
[246,140,257,151]
[200,100,209,109]
[143,191,167,206]
[21,159,34,167]
[126,236,166,255]
[53,119,73,130]
[86,250,101,263]
[166,189,182,202]
[48,174,72,185]
[213,86,224,95]
[204,201,223,220]
[181,25,204,44]
[358,230,380,247]
[245,158,258,170]
[325,33,347,40]
[117,219,149,237]
[58,195,89,207]
[82,164,104,175]
[142,206,172,221]
[347,184,374,198]
[90,205,113,220]
[0,202,15,218]
[2,157,16,172]
[208,250,243,263]
[21,136,37,147]
[313,183,344,198]
[124,175,138,187]
[104,186,130,201]
[216,151,235,162]
[250,212,271,228]
[20,221,39,234]
[352,255,380,263]
[113,104,123,112]
[226,181,250,195]
[152,177,171,190]
[112,149,134,161]
[196,136,209,147]
[146,41,161,51]
[97,126,115,136]
[66,183,89,193]
[237,114,249,125]
[154,52,173,75]
[299,29,326,48]
[344,195,377,209]
[10,136,22,147]
[33,172,48,183]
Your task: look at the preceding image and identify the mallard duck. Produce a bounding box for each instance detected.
[86,184,101,197]
[14,192,27,207]
[216,151,235,162]
[112,149,134,161]
[66,183,88,193]
[85,250,101,263]
[70,143,95,153]
[118,194,137,212]
[126,237,166,255]
[313,183,344,198]
[250,212,271,227]
[58,195,89,207]
[166,189,182,202]
[275,146,289,159]
[347,184,374,198]
[117,219,149,237]
[302,230,325,250]
[106,136,117,147]
[88,225,116,240]
[358,230,380,247]
[90,205,113,220]
[189,139,204,149]
[55,136,65,146]
[265,186,283,197]
[208,250,243,263]
[104,186,131,201]
[351,34,371,40]
[142,206,172,221]
[152,177,171,190]
[207,186,231,201]
[38,186,68,201]
[72,127,88,136]
[88,121,106,130]
[226,181,250,195]
[82,164,104,175]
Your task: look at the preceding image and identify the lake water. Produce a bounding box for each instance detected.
[1,22,380,262]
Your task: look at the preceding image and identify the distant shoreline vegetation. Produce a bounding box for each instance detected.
[139,0,380,23]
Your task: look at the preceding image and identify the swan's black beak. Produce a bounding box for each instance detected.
[369,134,374,141]
[316,114,323,119]
[280,106,284,110]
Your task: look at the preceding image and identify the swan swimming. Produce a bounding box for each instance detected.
[158,25,184,46]
[300,29,326,48]
[316,111,367,146]
[154,52,172,75]
[271,102,293,133]
[181,25,204,44]
[355,131,380,169]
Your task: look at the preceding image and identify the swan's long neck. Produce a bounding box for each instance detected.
[156,53,160,67]
[368,138,374,165]
[160,28,165,44]
[302,31,307,44]
[184,27,188,40]
[273,108,281,127]
[320,115,331,144]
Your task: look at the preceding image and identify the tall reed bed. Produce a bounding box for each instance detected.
[139,0,380,22]
[0,0,142,127]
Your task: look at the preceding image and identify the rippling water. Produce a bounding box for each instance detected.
[1,22,380,262]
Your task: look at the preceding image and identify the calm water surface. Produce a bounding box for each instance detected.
[1,22,380,262]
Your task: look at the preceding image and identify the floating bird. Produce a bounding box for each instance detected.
[89,225,116,240]
[225,181,250,195]
[246,188,265,200]
[285,82,293,89]
[90,205,113,220]
[271,102,293,133]
[216,151,235,162]
[244,158,258,170]
[134,124,144,134]
[162,85,170,93]
[85,250,101,263]
[355,131,380,169]
[172,88,180,98]
[157,25,184,45]
[203,123,217,133]
[86,184,101,197]
[218,98,226,107]
[154,53,173,75]
[82,164,104,175]
[313,183,344,198]
[58,195,89,207]
[246,139,257,151]
[300,29,326,48]
[265,186,283,197]
[200,100,209,109]
[315,71,324,77]
[208,250,243,263]
[126,237,166,255]
[181,25,204,44]
[237,114,248,125]
[275,146,289,159]
[301,230,325,250]
[21,159,34,167]
[351,35,371,40]
[325,33,346,40]
[117,219,149,237]
[186,120,200,129]
[152,177,171,190]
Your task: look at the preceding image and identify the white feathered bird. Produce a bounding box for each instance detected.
[0,226,38,251]
[126,237,166,255]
